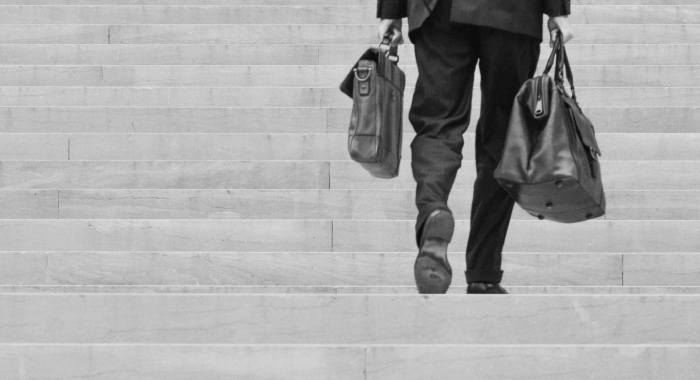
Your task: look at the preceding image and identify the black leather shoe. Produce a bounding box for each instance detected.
[467,282,509,294]
[414,209,454,294]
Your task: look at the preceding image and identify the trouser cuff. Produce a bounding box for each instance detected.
[465,269,504,284]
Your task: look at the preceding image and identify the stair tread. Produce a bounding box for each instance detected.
[4,65,700,88]
[0,220,697,253]
[5,251,700,287]
[2,24,698,45]
[1,5,698,25]
[0,344,698,380]
[42,133,700,161]
[0,106,697,134]
[4,285,700,294]
[39,189,700,220]
[3,44,700,66]
[2,293,700,344]
[2,87,700,107]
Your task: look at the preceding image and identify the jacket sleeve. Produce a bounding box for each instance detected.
[543,0,571,17]
[376,0,408,19]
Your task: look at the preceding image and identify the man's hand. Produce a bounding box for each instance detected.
[548,16,574,47]
[377,19,404,46]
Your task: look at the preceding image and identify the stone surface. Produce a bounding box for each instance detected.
[0,220,332,252]
[55,189,700,220]
[333,220,700,253]
[1,294,700,344]
[0,251,623,286]
[0,161,330,189]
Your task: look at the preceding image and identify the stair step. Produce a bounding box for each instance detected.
[0,220,697,252]
[2,87,700,107]
[1,5,697,25]
[3,65,700,88]
[0,219,333,252]
[0,5,319,25]
[111,25,700,45]
[0,161,330,189]
[36,189,700,220]
[0,160,698,190]
[0,0,693,5]
[3,251,700,287]
[0,160,697,190]
[3,24,696,45]
[0,134,67,160]
[1,107,697,134]
[4,44,700,66]
[1,293,700,344]
[4,285,700,294]
[331,160,700,190]
[320,5,700,25]
[328,107,700,133]
[0,190,57,219]
[0,251,624,286]
[27,133,695,161]
[0,344,698,380]
[333,220,700,253]
[325,44,700,66]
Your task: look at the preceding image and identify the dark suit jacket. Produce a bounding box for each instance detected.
[377,0,571,41]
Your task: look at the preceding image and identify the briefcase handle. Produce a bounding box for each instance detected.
[379,31,400,63]
[543,32,577,103]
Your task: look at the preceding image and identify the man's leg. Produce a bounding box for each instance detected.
[409,0,478,245]
[464,27,541,284]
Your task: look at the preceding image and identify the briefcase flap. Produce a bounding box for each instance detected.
[339,47,404,98]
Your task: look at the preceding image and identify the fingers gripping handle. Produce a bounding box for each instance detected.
[543,32,577,101]
[379,31,399,63]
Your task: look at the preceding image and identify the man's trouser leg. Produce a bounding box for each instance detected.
[409,0,478,245]
[464,27,541,284]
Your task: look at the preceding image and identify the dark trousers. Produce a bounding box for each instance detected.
[409,0,541,283]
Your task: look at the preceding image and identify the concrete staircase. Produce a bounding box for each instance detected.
[0,0,699,378]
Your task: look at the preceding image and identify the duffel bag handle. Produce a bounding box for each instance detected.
[543,32,577,102]
[379,31,399,63]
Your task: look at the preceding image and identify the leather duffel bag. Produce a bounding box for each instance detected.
[339,33,405,179]
[494,33,606,223]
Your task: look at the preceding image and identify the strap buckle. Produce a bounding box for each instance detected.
[353,67,372,82]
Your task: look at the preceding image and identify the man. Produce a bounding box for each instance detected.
[376,0,574,294]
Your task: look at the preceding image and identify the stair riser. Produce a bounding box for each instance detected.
[0,252,626,286]
[0,0,692,5]
[5,285,700,294]
[0,107,697,134]
[334,220,700,253]
[1,161,698,190]
[10,189,692,221]
[0,161,331,190]
[1,294,700,344]
[2,25,700,44]
[4,44,700,66]
[1,87,698,107]
[2,5,698,24]
[0,220,697,252]
[3,65,700,88]
[7,251,699,287]
[48,133,700,161]
[332,161,700,191]
[0,345,697,380]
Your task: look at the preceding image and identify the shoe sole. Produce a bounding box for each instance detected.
[414,210,454,294]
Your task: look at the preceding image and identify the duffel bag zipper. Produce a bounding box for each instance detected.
[535,76,545,116]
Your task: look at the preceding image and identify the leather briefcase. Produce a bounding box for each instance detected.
[339,34,405,179]
[494,34,606,223]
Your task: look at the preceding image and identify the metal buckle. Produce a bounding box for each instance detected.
[353,67,371,82]
[590,147,599,160]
